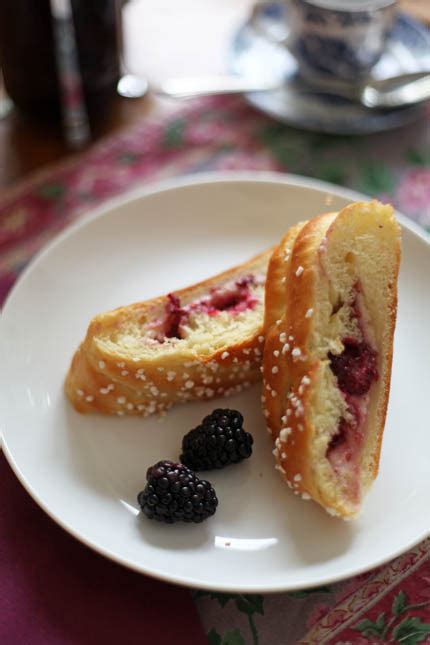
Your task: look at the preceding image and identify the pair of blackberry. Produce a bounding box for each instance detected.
[138,409,253,524]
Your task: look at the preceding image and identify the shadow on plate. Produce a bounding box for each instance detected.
[282,498,355,565]
[135,512,212,551]
[63,405,123,501]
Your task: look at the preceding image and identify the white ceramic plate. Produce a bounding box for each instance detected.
[1,173,429,593]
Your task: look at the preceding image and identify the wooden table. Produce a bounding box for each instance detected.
[0,0,427,191]
[0,0,252,191]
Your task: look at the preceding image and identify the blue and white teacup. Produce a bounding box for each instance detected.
[251,0,398,83]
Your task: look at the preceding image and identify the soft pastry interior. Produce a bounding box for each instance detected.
[98,273,265,360]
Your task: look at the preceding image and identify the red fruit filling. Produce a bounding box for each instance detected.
[326,409,364,466]
[326,414,365,502]
[206,275,257,314]
[326,313,379,498]
[327,419,348,455]
[329,337,378,396]
[160,274,259,341]
[327,338,378,462]
[164,294,185,339]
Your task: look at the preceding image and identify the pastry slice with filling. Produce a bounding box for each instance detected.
[263,201,401,518]
[66,248,272,417]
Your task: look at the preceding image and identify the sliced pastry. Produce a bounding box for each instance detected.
[66,248,271,416]
[262,201,401,518]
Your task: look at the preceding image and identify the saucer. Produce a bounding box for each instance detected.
[229,4,430,135]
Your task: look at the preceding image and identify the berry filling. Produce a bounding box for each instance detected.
[327,337,378,476]
[327,420,348,455]
[326,398,368,502]
[325,291,379,498]
[164,294,185,339]
[329,338,378,396]
[205,275,257,314]
[156,274,260,341]
[326,414,364,503]
[326,404,365,470]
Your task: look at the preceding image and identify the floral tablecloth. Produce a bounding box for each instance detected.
[1,95,429,645]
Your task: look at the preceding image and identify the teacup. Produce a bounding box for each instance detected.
[251,0,398,83]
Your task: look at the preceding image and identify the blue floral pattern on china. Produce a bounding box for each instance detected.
[287,0,397,81]
[229,4,430,134]
[295,35,383,77]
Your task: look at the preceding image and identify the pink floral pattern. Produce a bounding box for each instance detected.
[306,603,332,628]
[396,168,430,227]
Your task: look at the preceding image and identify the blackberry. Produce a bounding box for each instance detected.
[137,460,218,524]
[180,408,253,471]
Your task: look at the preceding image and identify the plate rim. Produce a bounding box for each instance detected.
[1,170,429,593]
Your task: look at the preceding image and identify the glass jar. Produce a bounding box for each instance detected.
[0,0,122,121]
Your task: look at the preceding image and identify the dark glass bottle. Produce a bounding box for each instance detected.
[0,0,121,121]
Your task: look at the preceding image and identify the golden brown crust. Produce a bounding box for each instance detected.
[263,213,337,507]
[65,248,272,417]
[66,332,264,417]
[262,202,401,518]
[263,222,307,332]
[263,213,336,439]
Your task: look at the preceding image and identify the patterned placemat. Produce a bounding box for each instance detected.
[1,94,429,645]
[1,96,429,307]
